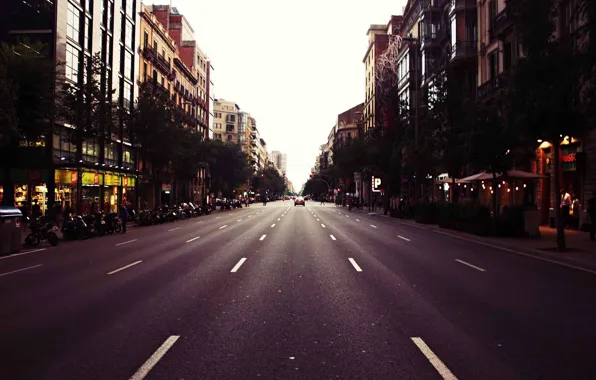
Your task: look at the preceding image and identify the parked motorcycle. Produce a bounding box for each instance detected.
[63,215,93,240]
[25,217,59,247]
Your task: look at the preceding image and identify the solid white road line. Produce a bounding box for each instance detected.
[186,236,201,243]
[219,225,228,230]
[107,260,142,275]
[348,258,362,272]
[0,248,47,260]
[356,219,360,222]
[130,335,180,380]
[411,337,458,380]
[260,234,267,241]
[231,258,247,272]
[455,259,486,272]
[271,224,276,228]
[398,235,411,242]
[370,224,378,229]
[168,227,181,231]
[115,239,137,246]
[321,224,326,228]
[0,264,43,278]
[330,235,336,240]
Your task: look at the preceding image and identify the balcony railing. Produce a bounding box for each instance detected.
[450,0,476,13]
[141,46,156,61]
[493,8,512,39]
[477,71,509,99]
[420,0,441,11]
[154,53,171,76]
[451,40,477,60]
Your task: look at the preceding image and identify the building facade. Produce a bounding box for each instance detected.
[213,99,239,143]
[270,151,287,176]
[1,0,141,214]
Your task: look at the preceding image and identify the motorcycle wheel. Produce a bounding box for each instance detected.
[47,232,59,246]
[115,224,122,233]
[25,233,40,247]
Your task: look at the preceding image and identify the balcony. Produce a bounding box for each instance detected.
[450,0,476,15]
[174,81,180,92]
[493,8,513,40]
[154,53,171,76]
[420,31,440,49]
[420,0,441,14]
[477,71,509,100]
[140,46,156,61]
[450,40,477,62]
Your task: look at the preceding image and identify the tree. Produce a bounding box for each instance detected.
[252,165,286,196]
[303,176,329,196]
[55,53,117,212]
[506,0,594,250]
[203,140,250,198]
[0,40,57,206]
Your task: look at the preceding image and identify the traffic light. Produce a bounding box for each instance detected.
[261,174,264,178]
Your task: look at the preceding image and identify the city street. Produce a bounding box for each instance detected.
[1,200,596,380]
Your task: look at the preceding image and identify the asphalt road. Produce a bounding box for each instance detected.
[1,200,596,379]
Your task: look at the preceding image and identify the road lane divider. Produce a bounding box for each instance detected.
[330,235,336,240]
[231,258,247,272]
[356,219,360,222]
[455,259,486,272]
[398,235,411,242]
[219,225,228,230]
[348,258,362,272]
[0,248,47,260]
[317,219,320,221]
[237,219,242,222]
[271,224,276,228]
[186,236,201,243]
[168,227,181,231]
[260,234,267,241]
[346,215,349,218]
[115,239,137,247]
[130,335,180,380]
[107,260,142,275]
[0,264,43,278]
[370,224,378,229]
[278,218,281,221]
[321,224,326,228]
[411,337,458,380]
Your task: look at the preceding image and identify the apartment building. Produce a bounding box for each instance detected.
[147,5,210,138]
[213,99,240,143]
[1,0,141,213]
[248,116,259,171]
[270,151,287,176]
[335,103,364,148]
[363,16,403,132]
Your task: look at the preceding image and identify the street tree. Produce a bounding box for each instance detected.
[506,0,595,250]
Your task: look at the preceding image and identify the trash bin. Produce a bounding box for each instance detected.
[0,207,23,255]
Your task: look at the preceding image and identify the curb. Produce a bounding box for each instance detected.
[392,219,596,276]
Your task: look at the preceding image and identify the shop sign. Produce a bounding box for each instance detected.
[162,183,172,192]
[104,174,122,186]
[55,169,78,184]
[82,172,102,185]
[122,176,136,187]
[562,153,576,163]
[372,176,383,193]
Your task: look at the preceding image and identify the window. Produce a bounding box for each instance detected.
[125,0,134,17]
[488,50,498,80]
[503,41,512,71]
[143,61,147,79]
[125,20,134,49]
[226,124,234,132]
[67,3,81,42]
[227,135,233,142]
[239,135,246,143]
[84,17,91,50]
[488,0,497,33]
[85,0,91,13]
[65,43,80,82]
[106,1,113,28]
[105,35,112,64]
[153,40,157,51]
[122,81,132,109]
[450,16,456,50]
[143,30,148,48]
[124,52,132,80]
[421,50,425,79]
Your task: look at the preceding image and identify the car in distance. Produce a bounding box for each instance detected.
[294,197,306,206]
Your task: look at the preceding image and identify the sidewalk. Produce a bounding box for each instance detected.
[352,207,596,273]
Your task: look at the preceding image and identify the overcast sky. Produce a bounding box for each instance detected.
[144,0,406,189]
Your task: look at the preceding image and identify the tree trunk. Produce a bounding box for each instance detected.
[553,141,566,251]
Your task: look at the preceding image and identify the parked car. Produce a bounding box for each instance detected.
[294,197,306,206]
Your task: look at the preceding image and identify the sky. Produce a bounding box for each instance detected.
[145,0,407,190]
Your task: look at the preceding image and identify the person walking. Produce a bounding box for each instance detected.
[320,196,325,206]
[561,188,572,228]
[119,201,130,234]
[587,191,596,241]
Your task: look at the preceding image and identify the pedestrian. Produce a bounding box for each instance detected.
[320,197,325,206]
[587,191,596,241]
[561,188,572,228]
[119,201,130,234]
